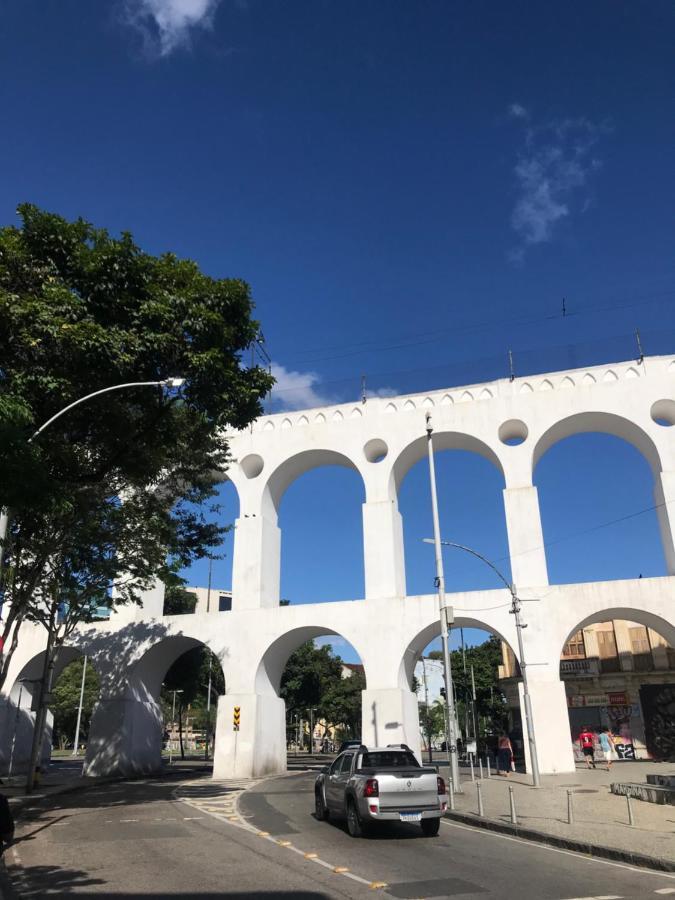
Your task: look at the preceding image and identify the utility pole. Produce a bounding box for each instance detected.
[425,413,461,792]
[72,655,87,756]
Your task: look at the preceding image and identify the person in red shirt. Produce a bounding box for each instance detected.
[579,726,596,769]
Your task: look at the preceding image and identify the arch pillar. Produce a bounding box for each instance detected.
[84,693,163,777]
[654,470,675,574]
[503,485,549,587]
[212,692,286,779]
[231,513,281,610]
[518,678,575,774]
[360,687,421,761]
[362,499,406,599]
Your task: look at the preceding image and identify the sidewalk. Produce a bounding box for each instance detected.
[438,760,675,871]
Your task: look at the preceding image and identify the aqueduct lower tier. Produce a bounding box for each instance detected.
[2,354,675,778]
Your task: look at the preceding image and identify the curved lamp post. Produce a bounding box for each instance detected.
[422,537,541,788]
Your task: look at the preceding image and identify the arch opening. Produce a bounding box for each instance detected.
[558,609,675,763]
[176,478,239,607]
[535,432,667,584]
[278,464,366,605]
[398,449,511,595]
[403,622,521,766]
[256,626,366,753]
[2,648,102,775]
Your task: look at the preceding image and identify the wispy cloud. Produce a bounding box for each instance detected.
[121,0,224,57]
[270,363,336,412]
[508,105,609,262]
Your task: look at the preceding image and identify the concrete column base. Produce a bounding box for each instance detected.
[361,688,421,762]
[518,680,575,775]
[84,697,163,778]
[212,693,286,779]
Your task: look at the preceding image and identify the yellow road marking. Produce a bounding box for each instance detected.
[333,866,349,873]
[304,852,318,859]
[369,882,388,890]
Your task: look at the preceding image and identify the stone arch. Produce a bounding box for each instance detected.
[389,432,504,501]
[83,629,226,777]
[398,614,518,692]
[254,625,368,697]
[3,645,103,775]
[559,606,675,655]
[532,412,662,478]
[262,449,365,519]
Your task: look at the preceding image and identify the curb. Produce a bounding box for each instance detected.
[444,809,675,873]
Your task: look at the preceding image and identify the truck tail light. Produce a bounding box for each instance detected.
[437,776,446,795]
[363,778,379,798]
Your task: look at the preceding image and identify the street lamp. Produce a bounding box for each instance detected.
[422,537,541,788]
[425,413,461,794]
[0,377,185,571]
[166,688,184,765]
[0,377,185,794]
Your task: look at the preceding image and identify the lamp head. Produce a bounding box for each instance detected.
[162,377,185,388]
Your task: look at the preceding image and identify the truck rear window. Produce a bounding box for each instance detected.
[359,751,420,769]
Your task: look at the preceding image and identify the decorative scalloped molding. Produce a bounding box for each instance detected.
[281,418,292,429]
[384,402,397,413]
[263,420,275,432]
[297,415,309,426]
[479,388,493,400]
[519,382,533,394]
[539,379,553,391]
[603,369,618,383]
[460,390,473,402]
[441,393,453,405]
[422,397,434,408]
[403,399,416,410]
[583,373,596,385]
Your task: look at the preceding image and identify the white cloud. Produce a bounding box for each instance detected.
[270,363,336,412]
[121,0,224,57]
[508,103,529,120]
[508,107,608,260]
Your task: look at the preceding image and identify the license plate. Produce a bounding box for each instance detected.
[399,812,422,822]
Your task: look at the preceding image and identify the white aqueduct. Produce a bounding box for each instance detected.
[1,354,674,779]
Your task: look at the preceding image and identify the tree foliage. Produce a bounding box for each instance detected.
[0,204,272,699]
[281,642,364,740]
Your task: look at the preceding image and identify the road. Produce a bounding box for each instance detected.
[2,768,674,900]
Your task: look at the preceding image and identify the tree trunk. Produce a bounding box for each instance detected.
[26,602,59,793]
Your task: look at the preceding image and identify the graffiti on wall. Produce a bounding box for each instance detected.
[640,684,675,761]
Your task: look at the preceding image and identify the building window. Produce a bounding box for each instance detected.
[597,627,620,673]
[629,625,653,672]
[562,630,586,658]
[218,593,232,612]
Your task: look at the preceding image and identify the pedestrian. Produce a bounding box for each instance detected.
[598,727,614,771]
[497,733,513,776]
[0,792,14,858]
[578,726,596,769]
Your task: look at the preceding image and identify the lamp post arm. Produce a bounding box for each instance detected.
[437,540,514,595]
[27,380,170,444]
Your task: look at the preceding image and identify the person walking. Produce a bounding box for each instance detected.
[497,733,513,776]
[598,727,614,771]
[579,726,596,769]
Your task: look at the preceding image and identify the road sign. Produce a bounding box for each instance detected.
[233,705,241,731]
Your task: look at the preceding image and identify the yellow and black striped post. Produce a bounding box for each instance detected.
[233,705,241,731]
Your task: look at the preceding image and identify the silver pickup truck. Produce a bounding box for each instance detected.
[314,744,448,837]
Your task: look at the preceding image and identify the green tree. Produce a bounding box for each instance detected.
[0,204,272,695]
[161,647,226,758]
[50,657,101,749]
[321,667,365,739]
[0,204,272,784]
[280,641,343,717]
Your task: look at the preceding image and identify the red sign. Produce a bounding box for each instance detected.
[608,692,628,705]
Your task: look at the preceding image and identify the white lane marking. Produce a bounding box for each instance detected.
[655,890,675,895]
[119,818,139,823]
[440,820,675,880]
[559,896,623,899]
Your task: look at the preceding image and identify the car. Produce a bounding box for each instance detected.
[337,739,362,754]
[314,743,448,838]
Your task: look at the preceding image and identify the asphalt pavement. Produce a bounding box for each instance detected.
[2,768,675,899]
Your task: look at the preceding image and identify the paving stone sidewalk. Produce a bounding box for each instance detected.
[438,760,675,868]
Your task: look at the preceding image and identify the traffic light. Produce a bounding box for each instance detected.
[233,705,241,731]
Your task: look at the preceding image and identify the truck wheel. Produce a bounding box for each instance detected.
[315,791,329,821]
[346,799,364,838]
[421,817,440,837]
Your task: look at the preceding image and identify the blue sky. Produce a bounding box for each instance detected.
[2,2,674,663]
